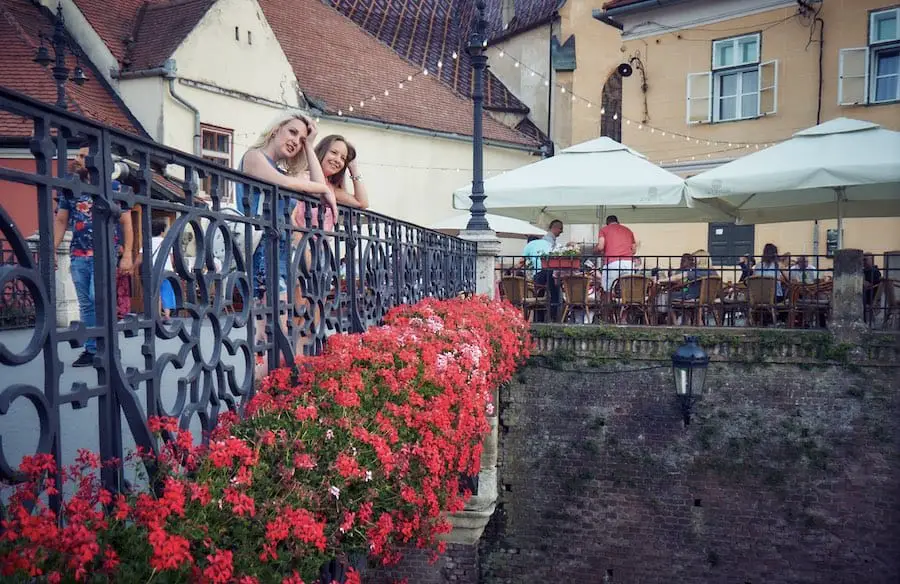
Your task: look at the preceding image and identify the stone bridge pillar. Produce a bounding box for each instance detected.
[452,229,501,547]
[28,232,79,327]
[829,248,866,345]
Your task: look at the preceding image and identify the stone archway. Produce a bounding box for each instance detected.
[601,70,622,142]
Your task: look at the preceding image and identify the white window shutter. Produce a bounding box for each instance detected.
[686,71,712,124]
[838,47,869,105]
[759,59,778,116]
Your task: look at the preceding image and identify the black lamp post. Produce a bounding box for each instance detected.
[671,336,709,426]
[34,2,88,110]
[465,0,491,232]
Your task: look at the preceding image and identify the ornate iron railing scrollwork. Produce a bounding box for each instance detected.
[0,86,476,507]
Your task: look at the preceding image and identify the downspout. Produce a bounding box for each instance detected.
[162,59,201,156]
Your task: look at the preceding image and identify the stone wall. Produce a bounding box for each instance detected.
[479,326,900,584]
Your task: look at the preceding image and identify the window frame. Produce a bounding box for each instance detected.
[711,32,761,72]
[869,7,900,46]
[712,67,760,122]
[200,124,234,201]
[709,32,763,123]
[871,46,900,103]
[841,7,900,106]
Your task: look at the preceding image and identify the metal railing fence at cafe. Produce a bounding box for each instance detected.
[495,254,843,329]
[0,86,475,505]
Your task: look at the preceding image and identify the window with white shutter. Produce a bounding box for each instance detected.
[839,48,870,105]
[686,72,712,124]
[839,8,900,106]
[687,33,777,124]
[758,60,778,115]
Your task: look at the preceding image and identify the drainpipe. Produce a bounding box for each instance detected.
[162,59,201,156]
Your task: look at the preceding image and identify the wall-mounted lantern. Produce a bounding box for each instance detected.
[671,336,709,426]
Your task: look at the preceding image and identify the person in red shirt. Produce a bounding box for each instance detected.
[594,215,637,291]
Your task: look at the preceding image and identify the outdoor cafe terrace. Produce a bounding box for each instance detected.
[495,253,899,330]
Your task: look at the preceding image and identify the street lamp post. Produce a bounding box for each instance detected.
[33,2,88,110]
[465,0,491,232]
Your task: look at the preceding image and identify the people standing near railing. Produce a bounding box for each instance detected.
[237,111,336,346]
[314,135,369,210]
[52,146,134,368]
[594,215,636,292]
[150,219,176,325]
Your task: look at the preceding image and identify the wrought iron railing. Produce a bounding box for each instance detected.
[0,86,475,503]
[496,254,838,328]
[0,240,38,330]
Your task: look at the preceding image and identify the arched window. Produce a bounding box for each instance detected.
[600,70,622,142]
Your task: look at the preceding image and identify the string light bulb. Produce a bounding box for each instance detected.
[423,68,428,75]
[437,60,443,68]
[384,90,389,96]
[398,82,404,89]
[514,61,519,68]
[452,51,458,59]
[613,113,618,120]
[349,105,354,112]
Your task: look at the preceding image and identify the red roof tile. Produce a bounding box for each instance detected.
[0,0,144,136]
[323,0,534,115]
[125,0,215,71]
[260,0,540,147]
[71,0,145,65]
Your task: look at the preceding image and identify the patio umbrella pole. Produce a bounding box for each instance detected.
[835,186,845,249]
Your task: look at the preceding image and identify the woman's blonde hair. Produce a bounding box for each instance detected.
[692,249,711,269]
[250,110,312,176]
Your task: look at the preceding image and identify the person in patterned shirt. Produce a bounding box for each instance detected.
[52,146,134,367]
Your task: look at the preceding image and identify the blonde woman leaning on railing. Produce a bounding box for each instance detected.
[237,111,337,358]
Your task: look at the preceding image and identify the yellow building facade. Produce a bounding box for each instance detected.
[492,0,900,262]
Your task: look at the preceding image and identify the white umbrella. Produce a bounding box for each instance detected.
[452,137,726,224]
[427,213,546,236]
[686,118,900,246]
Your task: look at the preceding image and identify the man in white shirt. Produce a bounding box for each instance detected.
[543,219,564,250]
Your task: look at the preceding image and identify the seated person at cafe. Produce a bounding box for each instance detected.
[667,250,719,301]
[738,254,755,282]
[756,243,789,302]
[863,252,882,313]
[789,255,818,283]
[521,229,562,322]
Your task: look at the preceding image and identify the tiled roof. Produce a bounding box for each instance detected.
[483,0,563,43]
[70,0,145,65]
[260,0,540,147]
[321,0,535,115]
[125,0,215,70]
[0,0,144,136]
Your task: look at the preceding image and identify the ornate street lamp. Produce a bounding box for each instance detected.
[465,0,491,232]
[33,2,88,110]
[671,336,709,426]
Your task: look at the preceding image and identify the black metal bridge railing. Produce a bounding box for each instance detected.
[0,86,476,504]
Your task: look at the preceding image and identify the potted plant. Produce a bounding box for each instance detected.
[542,248,582,270]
